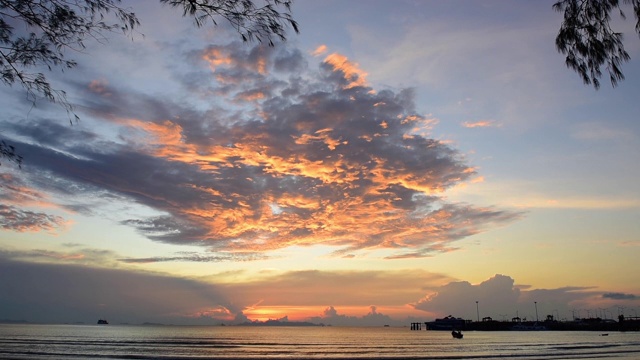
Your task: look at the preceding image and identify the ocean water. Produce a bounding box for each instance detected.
[1,324,639,359]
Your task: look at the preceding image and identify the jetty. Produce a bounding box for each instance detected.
[412,314,640,332]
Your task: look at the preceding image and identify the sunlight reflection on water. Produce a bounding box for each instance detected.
[0,324,639,359]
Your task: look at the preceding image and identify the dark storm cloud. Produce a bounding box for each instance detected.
[0,257,231,324]
[0,42,522,257]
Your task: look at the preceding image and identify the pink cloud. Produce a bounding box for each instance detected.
[462,120,499,128]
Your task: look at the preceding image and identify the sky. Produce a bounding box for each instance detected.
[1,0,639,326]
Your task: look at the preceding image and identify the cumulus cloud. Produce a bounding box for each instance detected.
[414,274,519,318]
[412,274,606,321]
[0,42,521,258]
[307,305,399,326]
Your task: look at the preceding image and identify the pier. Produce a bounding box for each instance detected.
[413,314,640,332]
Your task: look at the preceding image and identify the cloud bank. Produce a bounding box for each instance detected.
[2,251,636,325]
[0,257,231,325]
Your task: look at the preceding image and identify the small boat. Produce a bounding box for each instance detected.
[97,319,109,325]
[451,330,463,339]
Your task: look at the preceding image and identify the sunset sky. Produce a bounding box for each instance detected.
[1,0,639,326]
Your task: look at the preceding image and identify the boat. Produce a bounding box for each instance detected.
[426,315,467,330]
[97,319,109,325]
[451,330,463,339]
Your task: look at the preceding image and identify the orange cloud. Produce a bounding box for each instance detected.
[293,128,345,150]
[31,43,518,259]
[241,305,423,323]
[88,79,111,96]
[109,115,512,254]
[0,174,70,234]
[0,205,68,233]
[205,269,453,323]
[0,173,52,207]
[202,47,233,71]
[323,53,368,89]
[235,90,266,102]
[311,44,328,56]
[202,45,269,76]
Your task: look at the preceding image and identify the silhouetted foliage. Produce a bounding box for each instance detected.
[0,140,22,167]
[161,0,298,46]
[0,0,298,166]
[1,0,140,120]
[554,0,640,89]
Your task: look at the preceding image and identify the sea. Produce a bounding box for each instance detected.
[1,324,639,359]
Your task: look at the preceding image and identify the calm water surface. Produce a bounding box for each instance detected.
[1,324,639,359]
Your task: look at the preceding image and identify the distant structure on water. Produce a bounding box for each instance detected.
[97,319,109,325]
[412,314,640,332]
[425,315,468,330]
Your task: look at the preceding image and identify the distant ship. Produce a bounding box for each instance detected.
[97,319,109,325]
[426,315,468,330]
